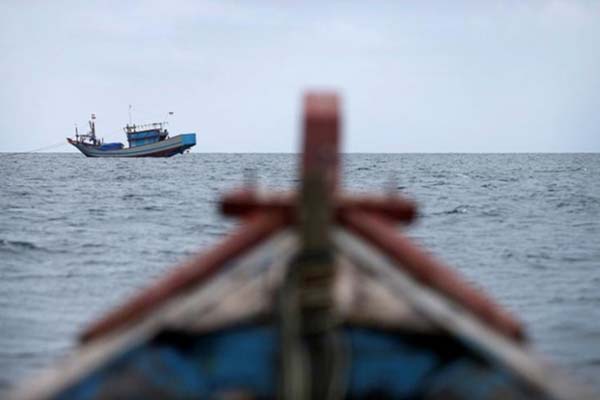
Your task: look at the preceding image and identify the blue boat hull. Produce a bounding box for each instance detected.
[53,325,546,400]
[68,134,196,158]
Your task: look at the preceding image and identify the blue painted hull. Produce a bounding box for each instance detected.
[68,134,196,158]
[52,325,545,400]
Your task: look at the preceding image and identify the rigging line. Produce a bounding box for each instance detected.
[3,141,68,155]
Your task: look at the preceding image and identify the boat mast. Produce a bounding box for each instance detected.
[89,114,97,144]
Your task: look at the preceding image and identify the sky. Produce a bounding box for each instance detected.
[1,1,599,153]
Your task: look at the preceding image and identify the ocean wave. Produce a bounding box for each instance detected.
[535,167,585,174]
[445,205,469,214]
[555,196,600,212]
[122,193,143,200]
[425,181,447,187]
[0,239,40,253]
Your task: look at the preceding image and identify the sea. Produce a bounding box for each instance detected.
[1,153,599,394]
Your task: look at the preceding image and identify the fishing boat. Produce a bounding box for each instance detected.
[67,114,196,157]
[13,93,593,399]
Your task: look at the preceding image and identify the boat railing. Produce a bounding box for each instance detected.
[124,122,168,134]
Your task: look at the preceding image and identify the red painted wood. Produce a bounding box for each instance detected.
[340,210,526,342]
[221,189,417,224]
[80,212,288,343]
[302,93,340,192]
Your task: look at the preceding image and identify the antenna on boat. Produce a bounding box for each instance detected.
[164,111,174,125]
[88,114,97,144]
[128,105,133,126]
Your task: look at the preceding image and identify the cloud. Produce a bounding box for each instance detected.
[1,1,599,152]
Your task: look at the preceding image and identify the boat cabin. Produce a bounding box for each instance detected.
[124,122,169,148]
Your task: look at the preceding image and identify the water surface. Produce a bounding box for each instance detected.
[1,153,599,392]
